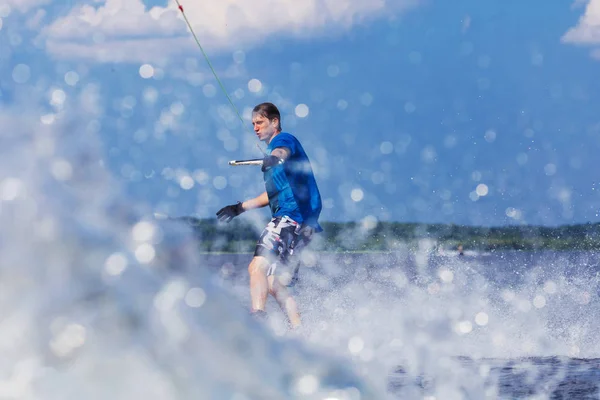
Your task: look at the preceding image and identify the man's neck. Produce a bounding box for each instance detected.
[267,130,282,145]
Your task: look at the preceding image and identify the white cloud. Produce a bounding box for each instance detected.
[562,0,600,46]
[42,0,419,64]
[1,0,50,13]
[44,0,182,40]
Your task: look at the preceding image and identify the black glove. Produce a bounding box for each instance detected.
[261,155,282,172]
[216,202,244,223]
[300,225,314,238]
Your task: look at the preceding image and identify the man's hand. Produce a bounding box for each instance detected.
[261,155,282,172]
[299,225,314,239]
[216,202,244,223]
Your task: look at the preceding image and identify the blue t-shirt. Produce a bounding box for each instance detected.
[264,132,323,232]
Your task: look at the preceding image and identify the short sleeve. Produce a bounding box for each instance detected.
[269,133,298,156]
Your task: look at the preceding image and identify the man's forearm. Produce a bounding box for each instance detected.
[242,192,269,211]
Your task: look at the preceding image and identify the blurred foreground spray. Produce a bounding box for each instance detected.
[0,95,382,400]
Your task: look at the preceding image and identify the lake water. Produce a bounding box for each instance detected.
[198,247,600,399]
[6,208,600,399]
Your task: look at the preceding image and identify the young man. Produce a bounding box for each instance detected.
[216,102,322,329]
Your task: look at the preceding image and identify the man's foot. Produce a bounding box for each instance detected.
[250,309,268,322]
[288,320,301,331]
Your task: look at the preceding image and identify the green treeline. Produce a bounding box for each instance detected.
[175,217,600,253]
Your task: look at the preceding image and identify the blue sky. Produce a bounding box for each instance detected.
[2,0,600,227]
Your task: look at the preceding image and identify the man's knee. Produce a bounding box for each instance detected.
[248,256,269,275]
[267,275,280,296]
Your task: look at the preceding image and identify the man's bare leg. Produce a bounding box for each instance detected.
[268,276,301,329]
[248,256,270,312]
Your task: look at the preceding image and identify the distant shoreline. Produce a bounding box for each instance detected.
[173,217,600,253]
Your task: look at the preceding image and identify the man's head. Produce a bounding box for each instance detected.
[252,102,281,143]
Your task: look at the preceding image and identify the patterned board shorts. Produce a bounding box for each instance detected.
[254,216,313,287]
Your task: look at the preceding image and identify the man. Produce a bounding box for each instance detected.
[216,102,322,329]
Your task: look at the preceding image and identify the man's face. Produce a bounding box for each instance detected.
[252,113,278,143]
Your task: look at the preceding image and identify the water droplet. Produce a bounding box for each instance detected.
[12,64,30,84]
[295,103,309,118]
[139,64,154,79]
[248,78,262,93]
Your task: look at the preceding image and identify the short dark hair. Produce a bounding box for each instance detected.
[252,102,281,131]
